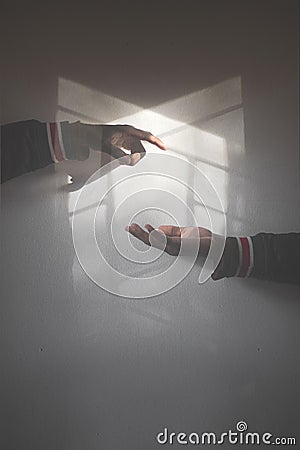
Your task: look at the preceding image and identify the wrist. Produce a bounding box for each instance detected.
[83,124,104,151]
[211,236,239,280]
[69,122,90,160]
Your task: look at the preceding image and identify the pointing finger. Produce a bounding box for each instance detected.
[127,126,166,150]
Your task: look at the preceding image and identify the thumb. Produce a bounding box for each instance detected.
[145,226,168,251]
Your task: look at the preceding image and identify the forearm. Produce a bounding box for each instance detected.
[212,233,300,285]
[1,119,97,183]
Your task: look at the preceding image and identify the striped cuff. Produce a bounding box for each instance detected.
[46,122,89,163]
[234,236,254,278]
[46,122,68,163]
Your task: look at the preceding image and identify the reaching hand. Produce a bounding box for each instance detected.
[126,224,212,257]
[84,124,166,165]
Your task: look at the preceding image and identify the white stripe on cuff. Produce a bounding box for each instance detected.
[46,123,59,163]
[57,122,67,160]
[234,237,242,277]
[245,236,254,277]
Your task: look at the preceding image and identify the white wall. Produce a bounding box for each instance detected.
[1,1,299,449]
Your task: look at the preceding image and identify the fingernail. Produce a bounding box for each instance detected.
[125,226,129,231]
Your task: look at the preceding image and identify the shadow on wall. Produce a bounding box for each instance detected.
[50,75,248,301]
[56,75,246,235]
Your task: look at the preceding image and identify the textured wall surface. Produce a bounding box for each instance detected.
[1,1,299,449]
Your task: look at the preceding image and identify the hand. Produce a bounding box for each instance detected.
[84,124,166,165]
[125,224,212,257]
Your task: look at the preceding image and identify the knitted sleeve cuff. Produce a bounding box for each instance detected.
[212,236,254,280]
[46,121,90,162]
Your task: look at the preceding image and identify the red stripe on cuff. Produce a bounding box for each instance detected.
[238,237,250,277]
[50,123,64,162]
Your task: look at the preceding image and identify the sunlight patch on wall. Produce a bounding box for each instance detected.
[57,76,244,223]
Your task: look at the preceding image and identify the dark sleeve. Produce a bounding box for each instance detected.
[212,233,300,285]
[1,119,91,183]
[1,120,53,183]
